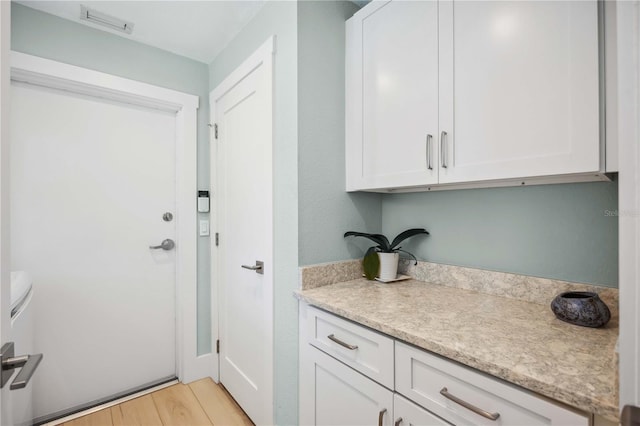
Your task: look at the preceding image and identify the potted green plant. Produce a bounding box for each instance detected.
[343,228,429,281]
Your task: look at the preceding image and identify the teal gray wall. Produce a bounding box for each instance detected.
[382,181,619,287]
[208,2,299,424]
[293,0,618,289]
[297,1,382,266]
[11,3,214,353]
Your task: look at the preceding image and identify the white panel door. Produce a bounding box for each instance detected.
[10,82,176,418]
[439,0,600,183]
[350,0,438,190]
[213,39,273,425]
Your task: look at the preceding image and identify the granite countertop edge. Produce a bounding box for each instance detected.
[294,279,619,422]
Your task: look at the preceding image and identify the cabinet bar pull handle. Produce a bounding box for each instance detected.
[378,408,387,426]
[327,334,358,350]
[440,387,500,421]
[426,134,433,170]
[440,131,448,168]
[394,417,403,426]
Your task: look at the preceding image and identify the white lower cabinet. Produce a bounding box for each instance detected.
[394,394,452,426]
[299,344,449,426]
[395,342,589,426]
[300,344,393,426]
[300,304,590,426]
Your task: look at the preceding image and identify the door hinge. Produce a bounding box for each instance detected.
[214,123,218,140]
[215,233,219,246]
[216,339,220,354]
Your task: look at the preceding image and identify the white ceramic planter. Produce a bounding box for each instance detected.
[378,252,399,281]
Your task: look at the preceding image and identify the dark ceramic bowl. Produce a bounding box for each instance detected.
[550,291,611,328]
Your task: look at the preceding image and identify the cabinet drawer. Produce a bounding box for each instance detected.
[395,342,589,426]
[304,305,394,389]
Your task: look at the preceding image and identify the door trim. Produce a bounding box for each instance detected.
[617,0,640,411]
[0,2,10,424]
[209,36,275,417]
[9,51,208,383]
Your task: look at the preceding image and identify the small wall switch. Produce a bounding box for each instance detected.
[199,220,210,236]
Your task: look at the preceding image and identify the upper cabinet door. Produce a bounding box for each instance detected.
[346,0,438,191]
[438,0,601,184]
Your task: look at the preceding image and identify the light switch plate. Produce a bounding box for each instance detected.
[199,220,210,236]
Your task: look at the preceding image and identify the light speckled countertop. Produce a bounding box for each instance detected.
[296,278,619,421]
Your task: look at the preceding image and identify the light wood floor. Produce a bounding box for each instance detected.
[59,378,254,426]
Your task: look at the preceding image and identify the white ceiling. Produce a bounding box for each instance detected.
[15,1,267,64]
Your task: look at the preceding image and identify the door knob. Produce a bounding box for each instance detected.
[0,342,43,390]
[149,239,175,250]
[241,260,264,275]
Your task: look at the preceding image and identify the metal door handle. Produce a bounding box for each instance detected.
[378,408,387,426]
[394,418,403,426]
[242,265,261,270]
[149,239,175,250]
[440,387,500,421]
[327,334,358,350]
[440,131,448,168]
[0,342,43,390]
[426,134,433,170]
[7,354,43,390]
[241,260,264,275]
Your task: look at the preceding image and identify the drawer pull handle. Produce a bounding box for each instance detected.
[378,408,387,426]
[327,334,358,350]
[394,417,403,426]
[440,387,500,421]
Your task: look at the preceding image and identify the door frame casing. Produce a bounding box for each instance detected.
[0,2,11,424]
[9,51,209,384]
[209,36,274,419]
[617,0,640,411]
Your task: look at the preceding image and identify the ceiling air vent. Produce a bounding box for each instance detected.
[80,5,134,34]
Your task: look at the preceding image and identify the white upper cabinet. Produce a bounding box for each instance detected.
[439,0,600,184]
[346,0,606,192]
[346,0,439,191]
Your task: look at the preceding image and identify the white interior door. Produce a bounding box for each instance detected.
[212,38,273,425]
[10,81,177,419]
